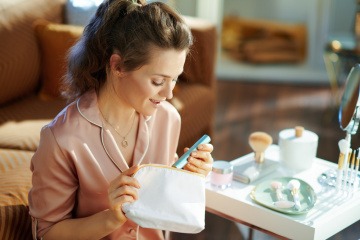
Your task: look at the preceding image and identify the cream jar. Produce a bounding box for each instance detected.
[211,161,233,189]
[279,126,318,171]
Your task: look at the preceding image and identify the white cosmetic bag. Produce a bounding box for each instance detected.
[122,164,206,233]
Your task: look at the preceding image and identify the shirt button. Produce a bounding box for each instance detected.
[129,228,136,237]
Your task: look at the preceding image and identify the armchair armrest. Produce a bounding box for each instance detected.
[182,16,217,90]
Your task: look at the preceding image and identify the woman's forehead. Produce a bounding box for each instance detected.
[145,48,186,75]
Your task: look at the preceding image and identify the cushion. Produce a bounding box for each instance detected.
[0,148,34,240]
[0,93,67,151]
[0,120,50,152]
[33,19,84,100]
[0,0,66,105]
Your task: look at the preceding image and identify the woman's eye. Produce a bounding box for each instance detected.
[151,77,178,86]
[152,79,165,86]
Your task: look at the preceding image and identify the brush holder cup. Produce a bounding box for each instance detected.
[279,127,318,171]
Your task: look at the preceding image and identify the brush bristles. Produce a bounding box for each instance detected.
[249,132,273,152]
[288,179,300,190]
[271,181,282,189]
[338,139,349,154]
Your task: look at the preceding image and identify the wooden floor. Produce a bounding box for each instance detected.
[172,80,360,240]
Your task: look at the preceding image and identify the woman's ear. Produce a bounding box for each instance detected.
[109,53,123,76]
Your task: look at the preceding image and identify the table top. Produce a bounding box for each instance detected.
[205,145,360,240]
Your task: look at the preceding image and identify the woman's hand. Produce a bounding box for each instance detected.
[107,165,140,225]
[183,143,214,176]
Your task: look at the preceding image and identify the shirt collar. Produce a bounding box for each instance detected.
[76,90,152,126]
[76,90,102,127]
[76,90,151,168]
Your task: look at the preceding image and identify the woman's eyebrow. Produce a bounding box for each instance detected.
[152,74,172,78]
[152,70,183,78]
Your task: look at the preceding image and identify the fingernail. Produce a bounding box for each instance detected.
[192,152,197,156]
[198,145,203,150]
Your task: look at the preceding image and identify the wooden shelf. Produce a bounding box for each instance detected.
[216,53,329,84]
[192,0,332,84]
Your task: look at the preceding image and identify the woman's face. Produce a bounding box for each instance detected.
[114,48,187,116]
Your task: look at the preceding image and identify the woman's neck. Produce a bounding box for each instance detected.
[98,83,139,166]
[97,81,136,127]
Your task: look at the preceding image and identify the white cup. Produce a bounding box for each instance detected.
[279,127,318,171]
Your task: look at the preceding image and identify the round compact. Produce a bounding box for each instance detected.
[211,161,233,190]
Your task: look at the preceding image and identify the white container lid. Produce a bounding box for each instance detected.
[212,161,233,174]
[279,127,318,143]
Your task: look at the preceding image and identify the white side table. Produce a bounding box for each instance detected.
[206,145,360,240]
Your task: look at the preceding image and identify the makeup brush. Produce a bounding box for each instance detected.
[271,181,295,209]
[248,132,273,163]
[271,181,284,201]
[354,149,360,191]
[343,148,353,191]
[349,149,356,191]
[337,139,350,190]
[287,179,301,211]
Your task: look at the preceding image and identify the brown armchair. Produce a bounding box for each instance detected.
[172,16,217,155]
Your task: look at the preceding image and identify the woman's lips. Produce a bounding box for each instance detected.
[150,99,162,105]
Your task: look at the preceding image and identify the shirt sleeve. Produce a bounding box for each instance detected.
[28,125,78,238]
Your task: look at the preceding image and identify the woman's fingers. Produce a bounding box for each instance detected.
[109,165,140,192]
[197,143,214,153]
[111,194,137,211]
[124,165,140,175]
[108,165,141,217]
[186,156,212,173]
[191,150,213,163]
[183,143,214,176]
[184,161,208,175]
[109,184,139,201]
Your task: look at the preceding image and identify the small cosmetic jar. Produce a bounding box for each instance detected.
[211,161,233,189]
[279,126,318,171]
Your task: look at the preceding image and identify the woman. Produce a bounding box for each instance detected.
[28,0,213,239]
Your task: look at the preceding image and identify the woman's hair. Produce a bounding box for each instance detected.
[62,0,193,101]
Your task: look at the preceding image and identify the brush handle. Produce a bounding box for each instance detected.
[275,188,284,201]
[354,170,360,190]
[248,132,272,163]
[291,190,301,210]
[337,146,350,191]
[342,150,352,190]
[336,169,343,191]
[336,153,345,190]
[353,156,360,191]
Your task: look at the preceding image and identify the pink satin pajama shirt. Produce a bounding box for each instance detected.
[28,90,181,239]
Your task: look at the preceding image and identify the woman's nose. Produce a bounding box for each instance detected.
[160,83,174,100]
